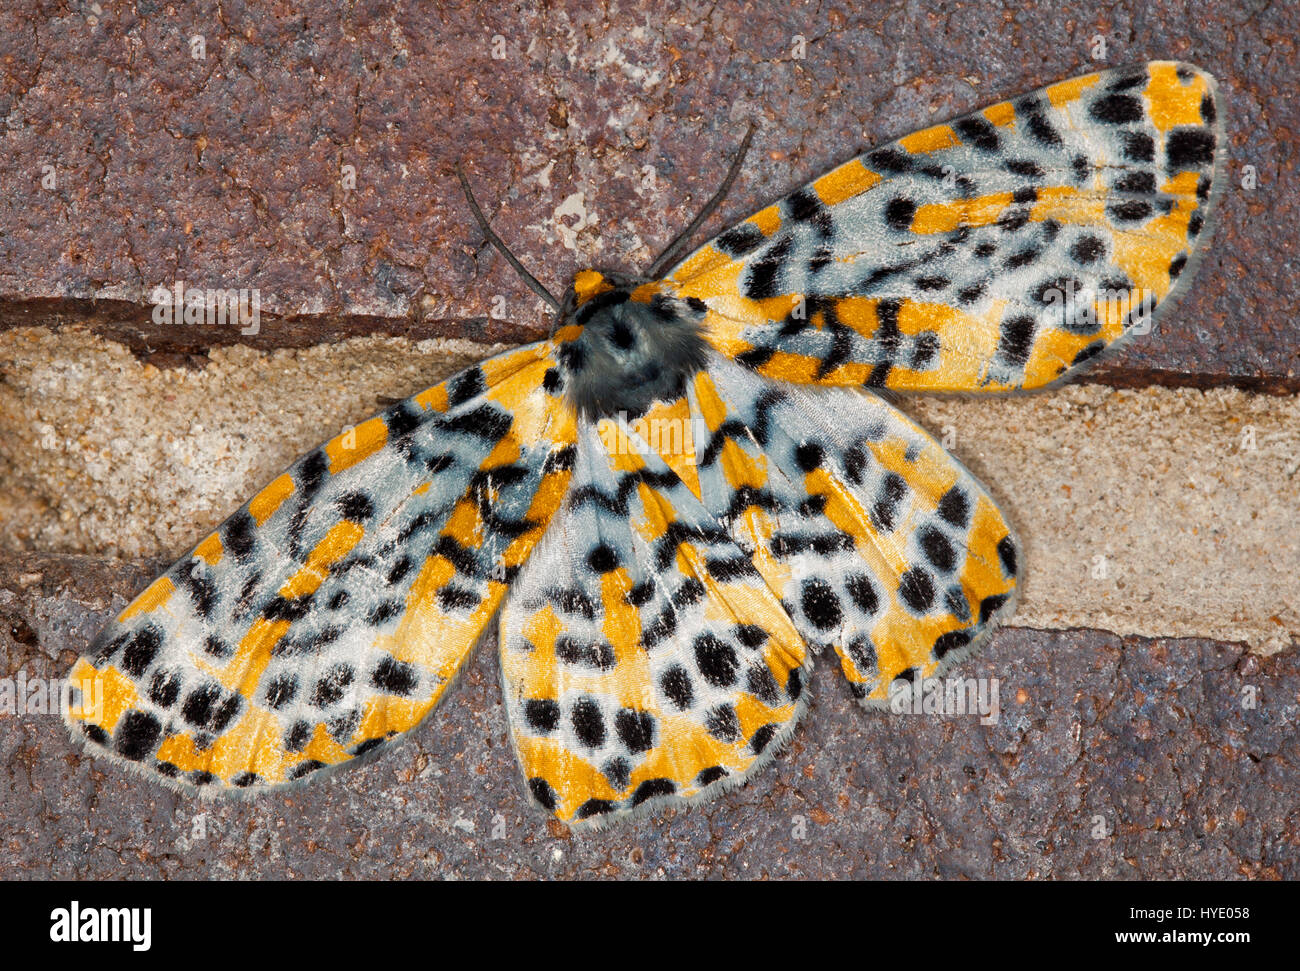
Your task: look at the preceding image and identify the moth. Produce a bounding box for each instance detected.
[64,61,1222,827]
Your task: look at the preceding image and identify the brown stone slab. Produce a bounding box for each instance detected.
[1,550,1294,879]
[0,2,1296,389]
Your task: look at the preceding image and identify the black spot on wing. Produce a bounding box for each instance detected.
[631,778,676,806]
[1166,128,1215,169]
[447,367,485,406]
[955,116,1000,151]
[716,221,766,258]
[113,710,161,761]
[1089,93,1143,124]
[743,236,793,300]
[222,511,257,560]
[868,147,913,173]
[371,655,418,695]
[524,699,560,733]
[121,625,163,677]
[439,404,512,442]
[997,314,1036,367]
[1121,131,1155,163]
[885,197,917,231]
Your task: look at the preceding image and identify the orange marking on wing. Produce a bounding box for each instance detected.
[443,496,485,548]
[119,576,174,621]
[573,269,614,304]
[205,707,289,780]
[888,300,1009,391]
[192,533,224,567]
[1045,72,1101,107]
[153,732,209,775]
[249,473,295,525]
[983,101,1016,127]
[812,159,882,206]
[301,721,354,766]
[278,520,365,600]
[750,204,782,236]
[1022,327,1099,389]
[1111,188,1196,303]
[1145,62,1209,132]
[326,416,387,474]
[414,383,449,413]
[911,191,1015,234]
[732,692,792,742]
[1028,186,1106,224]
[218,617,290,696]
[356,696,436,744]
[597,421,649,475]
[668,245,729,285]
[600,570,652,710]
[899,124,960,155]
[691,371,729,431]
[66,659,139,734]
[629,281,669,304]
[639,397,700,499]
[515,735,622,818]
[628,716,753,787]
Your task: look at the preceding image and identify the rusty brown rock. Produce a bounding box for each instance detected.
[0,1,1295,388]
[1,550,1296,879]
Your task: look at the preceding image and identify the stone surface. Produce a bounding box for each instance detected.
[0,551,1295,879]
[3,327,1297,651]
[0,0,1295,389]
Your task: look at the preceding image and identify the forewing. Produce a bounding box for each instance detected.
[499,418,809,827]
[669,61,1222,392]
[64,342,578,789]
[686,355,1018,704]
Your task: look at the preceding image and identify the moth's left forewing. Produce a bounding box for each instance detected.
[667,61,1222,394]
[64,342,578,791]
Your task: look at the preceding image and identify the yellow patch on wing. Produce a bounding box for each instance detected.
[637,397,700,498]
[249,474,295,526]
[1145,62,1211,132]
[1045,72,1101,107]
[899,123,961,155]
[119,576,175,621]
[813,158,883,205]
[210,617,288,696]
[66,658,139,735]
[910,190,1017,234]
[278,521,365,599]
[192,533,224,566]
[983,100,1016,127]
[326,415,387,474]
[573,268,615,305]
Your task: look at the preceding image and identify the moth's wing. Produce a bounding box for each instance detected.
[685,354,1018,704]
[498,418,809,827]
[668,61,1222,392]
[64,342,578,789]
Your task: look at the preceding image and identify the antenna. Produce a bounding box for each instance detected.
[456,164,561,313]
[647,122,757,279]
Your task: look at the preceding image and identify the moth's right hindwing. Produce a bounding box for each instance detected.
[64,341,577,791]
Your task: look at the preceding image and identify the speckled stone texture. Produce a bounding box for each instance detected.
[1,0,1297,878]
[1,553,1295,879]
[0,0,1295,388]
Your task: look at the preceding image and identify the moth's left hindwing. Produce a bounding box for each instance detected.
[669,61,1222,393]
[64,342,577,790]
[499,419,809,827]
